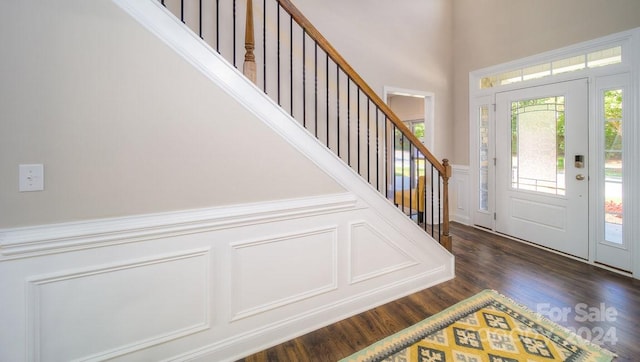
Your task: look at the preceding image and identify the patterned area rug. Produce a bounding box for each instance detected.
[340,290,615,362]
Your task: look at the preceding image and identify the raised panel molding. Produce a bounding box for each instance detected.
[26,249,211,362]
[229,227,338,321]
[0,193,357,259]
[348,221,418,284]
[451,165,471,225]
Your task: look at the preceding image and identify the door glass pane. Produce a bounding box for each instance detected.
[479,105,489,211]
[604,89,623,244]
[511,97,565,195]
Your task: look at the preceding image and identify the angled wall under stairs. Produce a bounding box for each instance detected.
[0,1,454,361]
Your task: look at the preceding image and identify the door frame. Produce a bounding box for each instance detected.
[384,86,436,208]
[468,28,639,277]
[383,86,435,152]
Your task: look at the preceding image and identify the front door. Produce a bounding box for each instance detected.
[495,79,589,258]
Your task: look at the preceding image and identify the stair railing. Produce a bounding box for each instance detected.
[158,0,452,251]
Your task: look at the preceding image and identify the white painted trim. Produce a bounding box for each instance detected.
[0,193,358,258]
[2,188,454,361]
[383,86,436,153]
[172,265,451,362]
[450,165,470,225]
[229,226,339,321]
[468,27,640,279]
[26,248,212,361]
[347,221,420,285]
[470,28,637,96]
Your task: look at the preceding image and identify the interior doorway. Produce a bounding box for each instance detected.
[384,87,435,193]
[384,87,434,152]
[384,87,435,222]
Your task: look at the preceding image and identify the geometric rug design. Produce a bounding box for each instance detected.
[340,290,616,362]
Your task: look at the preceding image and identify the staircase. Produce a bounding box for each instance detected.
[0,2,455,361]
[158,0,452,251]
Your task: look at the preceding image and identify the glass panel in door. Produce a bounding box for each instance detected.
[603,89,623,244]
[595,73,631,271]
[479,106,490,212]
[510,97,565,195]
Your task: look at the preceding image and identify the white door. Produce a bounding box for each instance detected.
[495,79,589,259]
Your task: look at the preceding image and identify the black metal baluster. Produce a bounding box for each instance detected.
[180,0,184,23]
[347,80,351,166]
[367,100,370,182]
[421,152,427,231]
[376,108,379,191]
[385,117,389,199]
[400,134,406,212]
[431,164,435,237]
[409,143,414,218]
[336,65,340,158]
[290,16,293,116]
[438,169,442,241]
[277,3,280,104]
[216,0,220,53]
[314,44,318,138]
[392,125,397,204]
[325,53,329,148]
[262,0,266,91]
[302,30,306,127]
[199,0,203,38]
[233,0,236,66]
[357,90,361,174]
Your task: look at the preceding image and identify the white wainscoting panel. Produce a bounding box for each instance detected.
[229,227,338,321]
[26,249,210,361]
[0,192,453,362]
[348,221,418,284]
[451,165,471,225]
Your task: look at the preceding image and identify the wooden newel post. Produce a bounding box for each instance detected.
[441,159,453,252]
[243,0,257,83]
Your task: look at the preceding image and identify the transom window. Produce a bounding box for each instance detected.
[480,46,622,89]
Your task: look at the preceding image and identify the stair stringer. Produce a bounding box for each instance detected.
[111,1,455,360]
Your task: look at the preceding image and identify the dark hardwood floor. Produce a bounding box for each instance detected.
[241,222,640,361]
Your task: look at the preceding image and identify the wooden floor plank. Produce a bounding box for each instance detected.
[240,223,640,361]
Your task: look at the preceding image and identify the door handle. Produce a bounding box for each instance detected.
[576,174,586,181]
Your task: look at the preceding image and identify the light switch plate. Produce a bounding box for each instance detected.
[19,164,44,192]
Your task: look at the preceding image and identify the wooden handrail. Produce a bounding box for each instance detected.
[276,0,446,176]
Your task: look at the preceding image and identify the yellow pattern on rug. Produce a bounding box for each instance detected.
[341,290,615,362]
